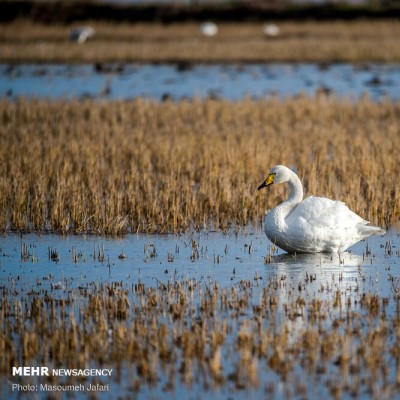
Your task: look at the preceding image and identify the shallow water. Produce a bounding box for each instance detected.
[1,63,399,101]
[1,229,399,399]
[1,229,397,296]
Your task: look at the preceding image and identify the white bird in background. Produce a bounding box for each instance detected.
[69,26,95,44]
[263,24,280,37]
[200,22,218,37]
[258,165,385,253]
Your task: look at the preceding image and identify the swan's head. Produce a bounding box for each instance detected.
[258,165,294,190]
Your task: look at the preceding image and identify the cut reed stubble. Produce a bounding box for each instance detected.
[0,96,398,234]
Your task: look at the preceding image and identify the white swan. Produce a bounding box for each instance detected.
[69,27,95,44]
[200,22,218,37]
[258,165,385,253]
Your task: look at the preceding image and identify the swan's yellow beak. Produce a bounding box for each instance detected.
[258,173,274,190]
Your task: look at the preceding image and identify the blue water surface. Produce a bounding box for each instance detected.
[1,63,399,101]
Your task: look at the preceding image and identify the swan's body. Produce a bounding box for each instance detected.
[258,165,385,253]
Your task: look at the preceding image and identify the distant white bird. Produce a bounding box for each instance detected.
[69,26,95,44]
[258,165,385,253]
[263,24,280,37]
[200,22,218,37]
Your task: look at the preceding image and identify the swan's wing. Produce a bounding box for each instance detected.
[284,196,368,252]
[288,196,365,230]
[271,196,384,253]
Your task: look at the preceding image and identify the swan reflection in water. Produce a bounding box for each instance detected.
[262,251,364,338]
[267,251,362,291]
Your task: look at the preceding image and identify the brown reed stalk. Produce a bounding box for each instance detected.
[0,97,398,234]
[1,272,400,395]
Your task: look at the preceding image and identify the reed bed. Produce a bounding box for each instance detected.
[1,20,400,62]
[0,97,399,234]
[1,268,400,397]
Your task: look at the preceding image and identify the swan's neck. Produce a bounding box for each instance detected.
[285,173,303,207]
[265,169,304,238]
[274,172,303,221]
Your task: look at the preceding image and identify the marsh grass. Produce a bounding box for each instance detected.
[1,271,400,396]
[1,20,400,62]
[0,97,399,234]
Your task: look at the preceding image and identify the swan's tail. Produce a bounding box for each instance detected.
[357,222,386,237]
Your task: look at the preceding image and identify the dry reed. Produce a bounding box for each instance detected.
[0,96,399,234]
[1,269,400,397]
[0,20,400,62]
